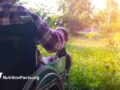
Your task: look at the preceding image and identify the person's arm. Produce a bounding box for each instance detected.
[33,15,68,52]
[17,6,68,52]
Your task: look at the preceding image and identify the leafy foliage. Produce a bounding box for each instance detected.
[57,0,120,35]
[58,0,93,35]
[93,0,120,33]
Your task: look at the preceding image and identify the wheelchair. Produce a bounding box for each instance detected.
[0,22,71,90]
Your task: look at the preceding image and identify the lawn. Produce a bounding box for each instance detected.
[38,36,120,90]
[67,37,120,90]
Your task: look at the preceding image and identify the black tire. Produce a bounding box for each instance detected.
[35,72,63,90]
[23,66,63,90]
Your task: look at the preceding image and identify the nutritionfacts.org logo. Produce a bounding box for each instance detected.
[0,72,39,80]
[0,72,3,79]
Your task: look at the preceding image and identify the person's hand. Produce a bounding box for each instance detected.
[56,27,68,42]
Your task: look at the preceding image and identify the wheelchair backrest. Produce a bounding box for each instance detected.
[0,23,37,90]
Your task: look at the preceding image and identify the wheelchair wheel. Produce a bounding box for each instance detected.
[35,72,63,90]
[23,66,64,90]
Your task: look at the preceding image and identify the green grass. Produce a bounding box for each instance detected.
[67,37,120,90]
[38,37,120,90]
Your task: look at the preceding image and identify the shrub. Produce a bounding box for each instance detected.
[85,32,96,39]
[85,32,101,39]
[113,32,120,43]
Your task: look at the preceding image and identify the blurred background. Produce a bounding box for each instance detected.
[19,0,120,90]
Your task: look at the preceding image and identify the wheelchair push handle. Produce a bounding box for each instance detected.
[56,47,72,71]
[56,47,66,58]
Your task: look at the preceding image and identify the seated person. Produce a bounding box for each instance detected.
[0,0,68,67]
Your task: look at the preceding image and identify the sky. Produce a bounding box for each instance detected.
[92,0,106,11]
[92,0,120,11]
[19,0,120,14]
[20,0,59,14]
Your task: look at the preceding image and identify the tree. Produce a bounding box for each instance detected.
[58,0,92,15]
[58,0,93,35]
[105,0,120,31]
[90,0,120,33]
